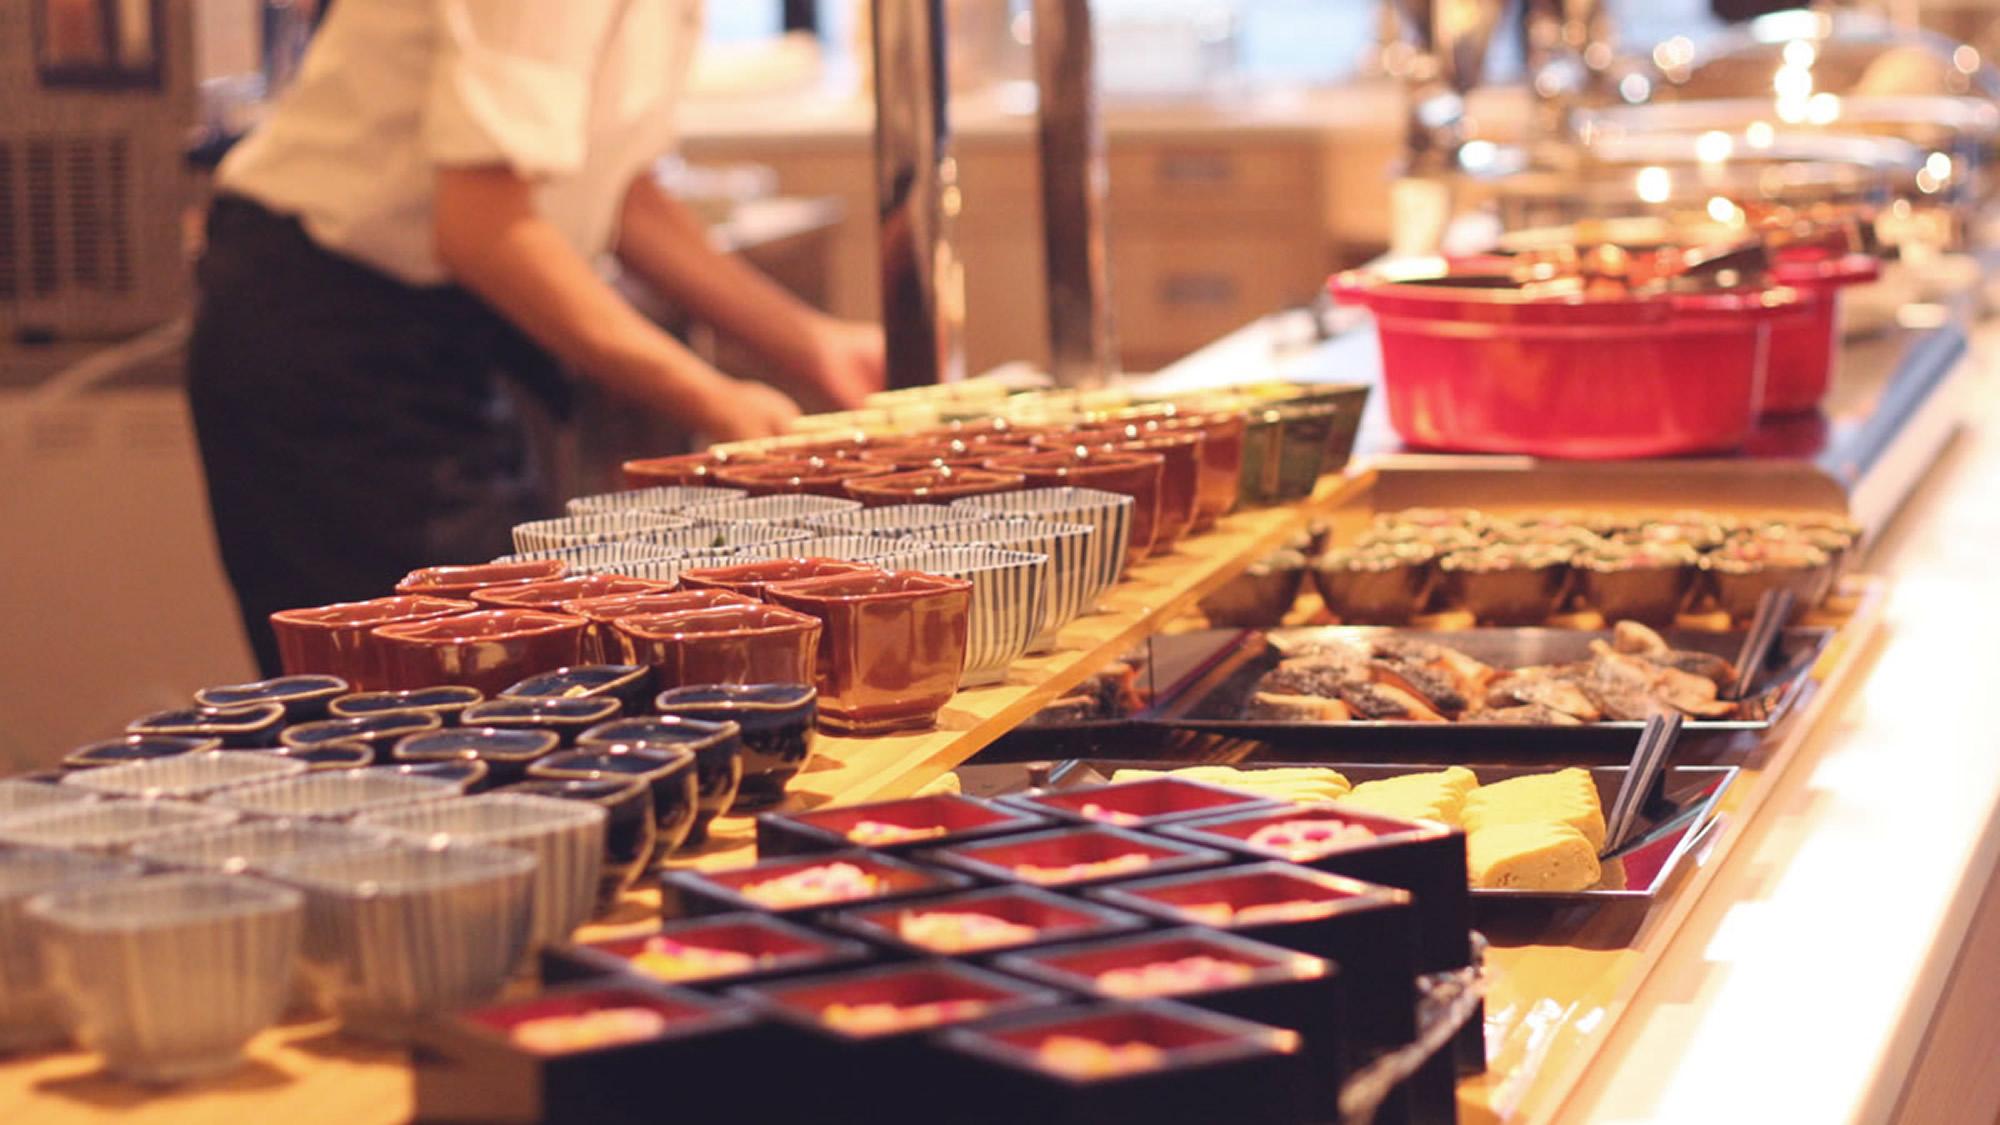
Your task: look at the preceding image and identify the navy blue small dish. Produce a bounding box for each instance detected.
[501,665,658,716]
[281,711,444,762]
[653,682,817,812]
[260,742,375,772]
[393,726,560,790]
[380,759,491,792]
[576,717,743,848]
[62,734,219,771]
[127,703,287,748]
[193,674,350,722]
[530,746,699,867]
[497,777,657,912]
[461,697,624,748]
[328,685,485,726]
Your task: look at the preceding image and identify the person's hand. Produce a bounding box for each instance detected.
[806,316,887,410]
[693,377,802,442]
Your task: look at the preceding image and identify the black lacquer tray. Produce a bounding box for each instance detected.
[1122,624,1831,757]
[958,759,1737,905]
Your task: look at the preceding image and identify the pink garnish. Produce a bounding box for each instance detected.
[897,910,1040,952]
[1012,852,1153,885]
[846,820,948,846]
[820,998,990,1034]
[1035,1034,1167,1077]
[1244,818,1377,861]
[738,862,882,908]
[1095,955,1259,997]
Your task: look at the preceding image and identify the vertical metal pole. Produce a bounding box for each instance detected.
[872,0,965,389]
[1032,0,1117,388]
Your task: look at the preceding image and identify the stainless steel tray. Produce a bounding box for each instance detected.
[956,759,1738,905]
[1128,624,1831,757]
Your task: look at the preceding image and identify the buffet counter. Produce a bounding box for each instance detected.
[4,317,1996,1124]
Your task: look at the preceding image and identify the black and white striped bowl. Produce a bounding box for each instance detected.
[0,847,142,1052]
[0,800,241,855]
[26,872,303,1083]
[732,535,924,564]
[356,793,604,951]
[950,487,1133,606]
[797,502,994,538]
[636,522,817,559]
[906,517,1097,651]
[680,493,863,528]
[213,770,462,822]
[565,485,746,516]
[511,512,694,554]
[870,546,1049,687]
[60,750,307,802]
[492,542,690,583]
[266,841,536,1036]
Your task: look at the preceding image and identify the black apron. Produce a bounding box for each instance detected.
[186,195,569,677]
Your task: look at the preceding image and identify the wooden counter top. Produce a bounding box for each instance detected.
[0,482,1352,1124]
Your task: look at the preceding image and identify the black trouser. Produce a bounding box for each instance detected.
[186,196,568,677]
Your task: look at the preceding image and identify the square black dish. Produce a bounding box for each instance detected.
[410,981,759,1125]
[1157,803,1471,971]
[541,912,874,992]
[995,776,1283,830]
[756,793,1052,858]
[1084,862,1416,1066]
[727,960,1062,1125]
[919,825,1231,893]
[657,849,973,924]
[824,884,1150,962]
[931,1000,1312,1125]
[993,927,1343,1120]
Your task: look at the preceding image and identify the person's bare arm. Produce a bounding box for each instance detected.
[432,165,800,440]
[612,174,884,410]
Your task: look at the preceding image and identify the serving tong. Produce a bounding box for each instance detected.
[1601,711,1683,859]
[1726,588,1798,703]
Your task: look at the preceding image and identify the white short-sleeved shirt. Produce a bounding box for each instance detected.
[218,0,702,286]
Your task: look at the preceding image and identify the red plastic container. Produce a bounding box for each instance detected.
[1331,270,1802,459]
[1761,253,1879,415]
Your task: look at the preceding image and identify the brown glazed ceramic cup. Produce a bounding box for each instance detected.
[608,604,823,690]
[853,440,996,471]
[764,571,973,735]
[983,448,1163,574]
[269,596,480,692]
[678,558,883,601]
[620,450,777,489]
[371,609,588,697]
[561,589,761,664]
[1114,409,1245,531]
[1059,427,1202,555]
[839,465,1027,508]
[468,575,671,613]
[712,458,897,499]
[392,560,570,602]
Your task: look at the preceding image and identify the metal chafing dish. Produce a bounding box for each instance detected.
[1580,9,2000,241]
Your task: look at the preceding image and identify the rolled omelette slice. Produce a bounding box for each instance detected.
[1467,821,1601,891]
[1462,769,1606,851]
[1339,766,1480,826]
